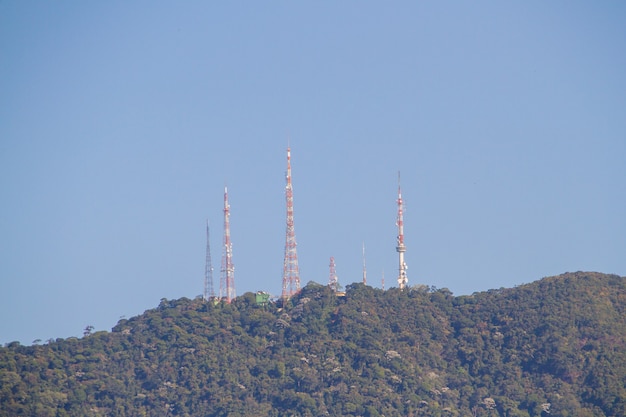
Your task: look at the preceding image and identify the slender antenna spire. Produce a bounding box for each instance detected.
[220,186,236,303]
[362,242,367,285]
[396,172,408,289]
[329,256,338,292]
[204,220,214,301]
[282,147,301,300]
[382,270,385,291]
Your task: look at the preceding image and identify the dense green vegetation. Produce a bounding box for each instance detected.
[1,271,625,416]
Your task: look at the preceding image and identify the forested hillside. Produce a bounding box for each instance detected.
[1,271,625,416]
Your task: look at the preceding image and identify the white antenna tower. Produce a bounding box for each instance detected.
[362,242,367,285]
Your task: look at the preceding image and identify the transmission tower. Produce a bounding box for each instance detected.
[203,220,214,301]
[362,242,367,285]
[396,172,408,289]
[220,186,236,303]
[282,147,301,300]
[328,256,338,292]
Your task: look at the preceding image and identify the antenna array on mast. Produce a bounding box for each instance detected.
[329,256,338,292]
[204,221,214,301]
[396,172,408,289]
[282,147,301,300]
[362,243,367,285]
[202,151,413,301]
[220,187,236,303]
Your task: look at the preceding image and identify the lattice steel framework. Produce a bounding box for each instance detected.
[281,147,301,300]
[329,256,338,292]
[220,187,236,303]
[204,220,215,301]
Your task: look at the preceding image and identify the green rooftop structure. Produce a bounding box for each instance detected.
[255,291,270,306]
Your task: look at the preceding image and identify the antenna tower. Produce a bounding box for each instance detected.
[282,147,301,300]
[220,186,236,303]
[362,242,367,285]
[328,256,338,292]
[396,172,408,289]
[203,220,214,301]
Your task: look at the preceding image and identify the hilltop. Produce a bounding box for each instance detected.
[1,271,625,416]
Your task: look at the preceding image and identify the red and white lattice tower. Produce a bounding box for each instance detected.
[281,147,301,300]
[203,220,215,301]
[328,256,338,292]
[396,172,408,289]
[220,186,236,303]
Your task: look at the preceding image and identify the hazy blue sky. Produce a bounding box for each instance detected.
[1,2,625,345]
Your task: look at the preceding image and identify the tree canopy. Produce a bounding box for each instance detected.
[1,271,625,416]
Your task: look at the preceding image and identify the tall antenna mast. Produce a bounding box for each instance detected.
[396,172,408,289]
[382,270,385,291]
[220,186,236,303]
[362,242,367,285]
[204,220,214,301]
[329,256,338,292]
[282,147,301,300]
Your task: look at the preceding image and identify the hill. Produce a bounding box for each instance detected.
[1,271,625,416]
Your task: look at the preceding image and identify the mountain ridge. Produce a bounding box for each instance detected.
[1,271,624,416]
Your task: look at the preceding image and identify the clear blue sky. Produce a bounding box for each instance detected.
[1,2,625,345]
